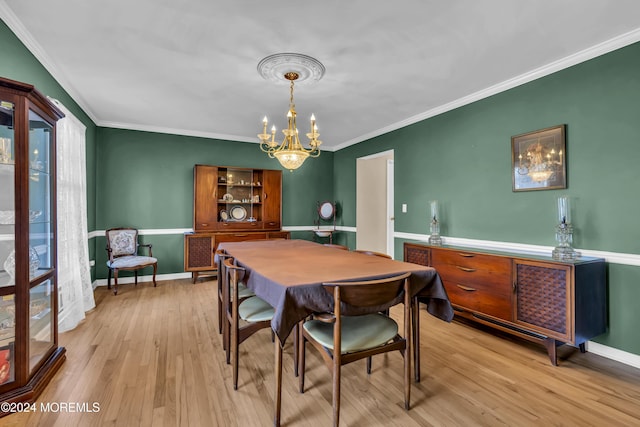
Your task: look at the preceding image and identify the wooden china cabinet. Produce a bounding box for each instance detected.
[0,77,65,411]
[184,165,289,282]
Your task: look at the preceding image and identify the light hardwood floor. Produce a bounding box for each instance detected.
[5,278,640,426]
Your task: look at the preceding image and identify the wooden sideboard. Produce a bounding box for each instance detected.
[404,242,607,365]
[185,165,289,282]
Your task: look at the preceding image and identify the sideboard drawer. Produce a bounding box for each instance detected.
[442,276,512,320]
[432,250,511,281]
[215,232,268,245]
[432,248,512,321]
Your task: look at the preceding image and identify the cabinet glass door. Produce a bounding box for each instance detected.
[0,100,15,288]
[220,168,256,223]
[29,279,53,371]
[28,109,54,371]
[0,99,16,386]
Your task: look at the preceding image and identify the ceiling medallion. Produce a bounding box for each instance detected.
[257,53,325,85]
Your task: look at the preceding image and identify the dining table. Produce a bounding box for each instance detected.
[216,239,453,425]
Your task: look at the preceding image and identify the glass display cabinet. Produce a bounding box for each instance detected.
[0,77,65,411]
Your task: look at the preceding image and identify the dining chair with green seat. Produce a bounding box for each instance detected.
[352,248,394,373]
[215,249,255,339]
[297,271,412,426]
[223,257,275,390]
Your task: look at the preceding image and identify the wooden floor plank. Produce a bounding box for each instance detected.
[4,278,640,426]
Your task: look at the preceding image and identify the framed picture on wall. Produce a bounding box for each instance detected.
[511,124,567,191]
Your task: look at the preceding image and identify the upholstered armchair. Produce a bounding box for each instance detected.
[105,227,157,295]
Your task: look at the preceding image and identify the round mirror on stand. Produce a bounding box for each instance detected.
[315,201,337,242]
[318,201,335,221]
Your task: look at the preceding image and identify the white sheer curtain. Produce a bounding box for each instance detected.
[52,99,95,332]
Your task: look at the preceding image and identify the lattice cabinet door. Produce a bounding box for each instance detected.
[184,233,215,271]
[513,260,573,343]
[404,243,430,267]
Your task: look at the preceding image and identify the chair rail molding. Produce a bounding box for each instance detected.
[89,228,640,266]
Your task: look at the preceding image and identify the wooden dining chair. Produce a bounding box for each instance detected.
[223,257,275,390]
[354,249,423,382]
[353,248,394,373]
[323,243,349,250]
[215,250,254,339]
[297,272,412,426]
[105,227,157,295]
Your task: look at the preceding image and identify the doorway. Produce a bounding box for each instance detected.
[356,150,394,257]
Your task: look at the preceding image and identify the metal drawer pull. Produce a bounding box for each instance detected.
[456,284,477,292]
[455,266,477,272]
[234,234,249,237]
[458,253,475,258]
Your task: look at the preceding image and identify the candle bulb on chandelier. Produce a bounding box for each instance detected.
[262,116,268,134]
[270,125,276,144]
[310,114,316,135]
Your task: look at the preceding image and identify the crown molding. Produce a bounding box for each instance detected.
[0,1,99,124]
[332,27,640,151]
[97,121,259,144]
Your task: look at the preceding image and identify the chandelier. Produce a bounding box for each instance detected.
[257,53,324,171]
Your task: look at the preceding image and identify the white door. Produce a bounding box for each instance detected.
[356,150,394,257]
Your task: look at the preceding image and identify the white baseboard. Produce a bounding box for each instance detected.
[587,341,640,370]
[92,272,192,288]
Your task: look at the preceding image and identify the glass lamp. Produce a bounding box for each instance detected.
[552,195,578,260]
[428,200,442,246]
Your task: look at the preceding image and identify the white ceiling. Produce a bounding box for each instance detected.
[2,1,640,151]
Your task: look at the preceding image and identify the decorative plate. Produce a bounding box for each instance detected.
[220,210,228,221]
[230,205,247,221]
[222,193,233,202]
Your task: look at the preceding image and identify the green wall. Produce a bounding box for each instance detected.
[94,127,334,278]
[0,19,98,273]
[334,42,640,355]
